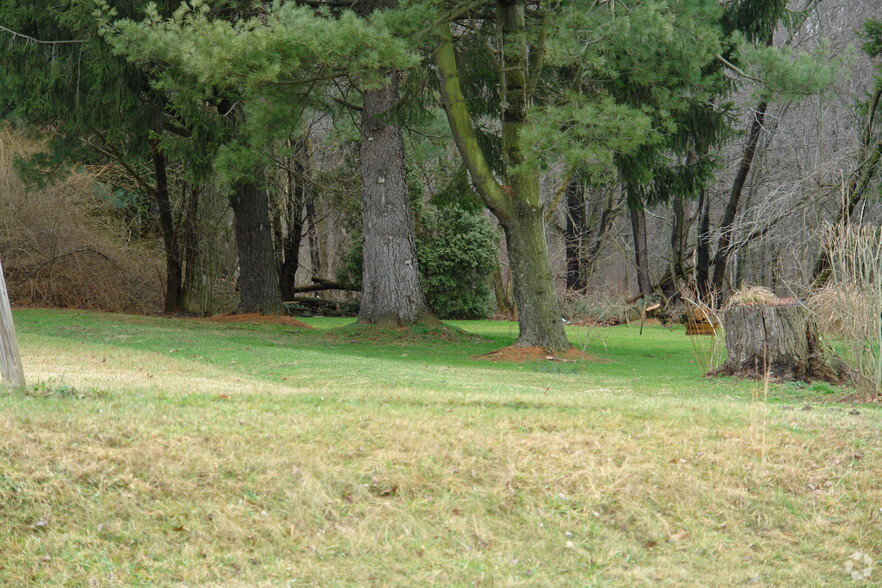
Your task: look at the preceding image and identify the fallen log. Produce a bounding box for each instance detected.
[291,276,359,294]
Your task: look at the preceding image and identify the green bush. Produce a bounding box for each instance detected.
[337,207,499,319]
[336,231,364,290]
[416,206,498,319]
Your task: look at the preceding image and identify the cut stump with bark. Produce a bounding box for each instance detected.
[715,303,840,382]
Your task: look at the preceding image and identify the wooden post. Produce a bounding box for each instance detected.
[0,260,25,389]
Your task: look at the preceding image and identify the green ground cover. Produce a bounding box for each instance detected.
[1,309,879,586]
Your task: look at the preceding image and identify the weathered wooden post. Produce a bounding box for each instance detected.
[0,260,25,389]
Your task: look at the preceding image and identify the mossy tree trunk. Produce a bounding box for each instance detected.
[504,194,571,349]
[434,1,569,351]
[717,304,838,381]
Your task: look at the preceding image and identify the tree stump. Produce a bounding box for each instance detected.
[715,303,839,382]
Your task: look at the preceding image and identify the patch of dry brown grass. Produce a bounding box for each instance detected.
[726,286,793,308]
[1,392,879,586]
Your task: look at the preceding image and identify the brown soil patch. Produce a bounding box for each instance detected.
[206,312,314,329]
[477,345,596,363]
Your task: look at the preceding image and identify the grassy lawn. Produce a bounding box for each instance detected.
[2,309,880,586]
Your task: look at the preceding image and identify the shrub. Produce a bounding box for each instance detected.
[809,224,882,398]
[336,207,498,319]
[416,206,497,319]
[335,231,363,290]
[0,128,163,313]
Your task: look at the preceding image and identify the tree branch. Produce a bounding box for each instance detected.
[434,22,509,220]
[0,25,86,45]
[715,54,766,86]
[332,95,362,112]
[85,127,157,195]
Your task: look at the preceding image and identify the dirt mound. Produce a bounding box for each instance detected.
[325,322,486,345]
[477,345,595,363]
[206,312,314,329]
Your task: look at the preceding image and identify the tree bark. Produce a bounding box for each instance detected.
[305,179,322,279]
[504,199,570,348]
[279,136,309,300]
[629,206,652,298]
[180,182,199,312]
[695,187,712,297]
[564,178,587,291]
[716,304,839,381]
[584,188,619,287]
[230,178,285,315]
[670,196,692,284]
[151,143,183,313]
[434,7,569,350]
[564,177,618,292]
[0,260,25,389]
[711,101,768,293]
[358,72,427,325]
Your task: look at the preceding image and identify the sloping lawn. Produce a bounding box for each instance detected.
[1,309,879,586]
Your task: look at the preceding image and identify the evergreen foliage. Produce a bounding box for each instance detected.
[102,0,420,184]
[416,206,497,319]
[864,19,882,60]
[337,206,498,320]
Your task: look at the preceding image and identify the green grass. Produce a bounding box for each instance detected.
[2,309,880,586]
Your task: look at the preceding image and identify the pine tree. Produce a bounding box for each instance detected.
[0,0,187,312]
[434,0,728,349]
[106,1,424,318]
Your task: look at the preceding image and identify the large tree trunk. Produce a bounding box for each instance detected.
[716,304,838,381]
[497,0,568,350]
[150,144,183,313]
[503,199,571,350]
[230,179,285,315]
[434,7,569,350]
[358,72,426,325]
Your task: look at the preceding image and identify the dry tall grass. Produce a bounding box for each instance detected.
[0,128,162,313]
[726,285,779,307]
[681,290,725,374]
[810,224,882,398]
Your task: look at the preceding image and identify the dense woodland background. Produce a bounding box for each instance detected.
[0,0,879,335]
